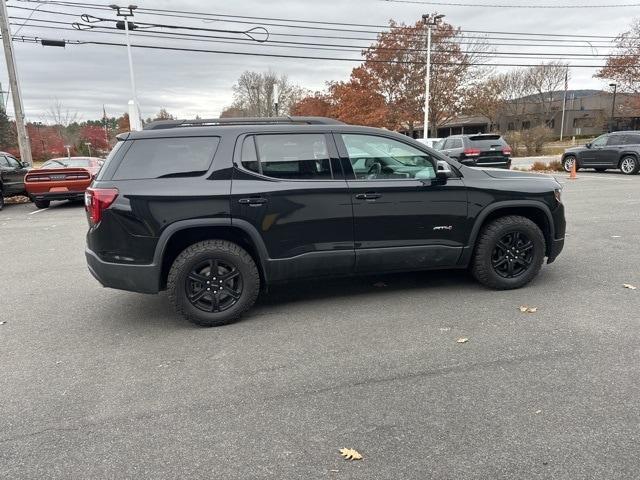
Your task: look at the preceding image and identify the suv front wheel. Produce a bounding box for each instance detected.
[167,240,260,327]
[471,215,546,290]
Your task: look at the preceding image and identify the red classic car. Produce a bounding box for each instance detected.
[25,157,104,209]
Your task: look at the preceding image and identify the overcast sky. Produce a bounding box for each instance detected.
[1,0,635,122]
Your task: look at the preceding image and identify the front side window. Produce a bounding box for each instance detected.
[591,135,608,147]
[113,137,219,180]
[0,156,9,168]
[245,134,332,180]
[607,135,625,146]
[342,134,436,181]
[5,156,20,168]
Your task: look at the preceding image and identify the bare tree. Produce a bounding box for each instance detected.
[47,98,80,146]
[596,19,640,93]
[228,71,307,117]
[526,61,569,125]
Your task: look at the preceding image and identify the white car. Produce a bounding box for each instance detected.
[415,138,443,149]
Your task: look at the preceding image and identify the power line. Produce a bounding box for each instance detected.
[380,0,640,7]
[7,6,620,49]
[10,0,633,40]
[6,33,614,67]
[12,19,632,61]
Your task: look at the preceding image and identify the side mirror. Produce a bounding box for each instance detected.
[585,142,592,149]
[434,170,448,185]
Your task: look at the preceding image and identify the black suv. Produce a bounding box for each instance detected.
[85,117,565,327]
[0,151,30,210]
[436,134,512,169]
[561,131,640,175]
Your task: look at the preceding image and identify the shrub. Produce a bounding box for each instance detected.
[503,131,522,156]
[530,160,564,172]
[521,126,553,156]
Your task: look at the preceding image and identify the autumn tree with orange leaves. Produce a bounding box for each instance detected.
[596,19,640,93]
[291,19,489,136]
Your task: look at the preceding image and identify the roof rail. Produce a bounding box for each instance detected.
[144,116,344,130]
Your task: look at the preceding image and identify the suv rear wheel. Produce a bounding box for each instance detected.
[471,215,546,290]
[167,240,260,327]
[619,156,639,175]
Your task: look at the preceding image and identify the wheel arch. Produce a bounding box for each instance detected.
[155,219,269,290]
[618,151,639,166]
[462,201,555,265]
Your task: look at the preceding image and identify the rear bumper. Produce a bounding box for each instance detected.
[85,248,160,294]
[461,158,511,169]
[30,191,86,201]
[547,237,564,264]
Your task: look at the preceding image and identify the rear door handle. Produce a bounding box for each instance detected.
[355,193,382,200]
[238,197,268,206]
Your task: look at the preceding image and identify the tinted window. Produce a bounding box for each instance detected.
[591,135,608,147]
[607,135,625,146]
[5,156,20,168]
[252,134,332,180]
[113,137,219,180]
[624,134,640,145]
[95,141,124,181]
[342,134,436,180]
[467,136,506,149]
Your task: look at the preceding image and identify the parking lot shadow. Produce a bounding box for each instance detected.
[259,269,476,308]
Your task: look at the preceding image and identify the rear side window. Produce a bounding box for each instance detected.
[242,134,332,180]
[113,137,219,180]
[467,135,506,149]
[624,134,640,145]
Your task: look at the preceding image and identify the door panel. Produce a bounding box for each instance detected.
[335,133,468,273]
[581,135,608,166]
[230,133,354,280]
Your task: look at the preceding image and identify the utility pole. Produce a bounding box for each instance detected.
[111,4,142,130]
[0,0,33,164]
[422,13,444,139]
[609,83,617,132]
[560,66,569,141]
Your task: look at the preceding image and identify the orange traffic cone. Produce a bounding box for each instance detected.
[568,160,577,180]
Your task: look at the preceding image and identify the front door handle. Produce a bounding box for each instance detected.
[355,193,382,200]
[238,197,268,206]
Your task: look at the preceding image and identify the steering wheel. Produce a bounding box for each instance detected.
[367,162,382,178]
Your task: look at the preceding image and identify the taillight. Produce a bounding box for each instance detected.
[85,187,118,225]
[502,147,512,156]
[26,175,51,182]
[463,148,481,157]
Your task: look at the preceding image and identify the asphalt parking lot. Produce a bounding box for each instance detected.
[1,171,639,479]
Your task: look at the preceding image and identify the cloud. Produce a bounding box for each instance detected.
[1,0,631,121]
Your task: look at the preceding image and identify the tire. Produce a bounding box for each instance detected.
[471,215,546,290]
[34,199,50,209]
[167,239,260,327]
[619,155,639,175]
[562,155,578,173]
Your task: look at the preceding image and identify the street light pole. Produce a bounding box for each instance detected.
[422,13,444,139]
[609,83,617,132]
[111,4,142,130]
[0,0,33,165]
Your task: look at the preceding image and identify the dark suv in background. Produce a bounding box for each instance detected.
[85,117,564,327]
[0,151,30,210]
[561,131,640,175]
[436,134,512,169]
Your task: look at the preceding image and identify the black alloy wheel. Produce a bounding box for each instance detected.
[491,231,534,279]
[185,258,243,313]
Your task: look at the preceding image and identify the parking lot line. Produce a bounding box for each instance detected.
[28,207,48,215]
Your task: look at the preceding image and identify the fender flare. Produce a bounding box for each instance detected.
[152,217,271,281]
[618,151,639,165]
[460,200,556,265]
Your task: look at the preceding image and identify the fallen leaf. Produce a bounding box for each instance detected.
[456,337,469,344]
[623,284,637,290]
[519,305,538,313]
[373,282,387,288]
[0,321,6,325]
[339,448,362,461]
